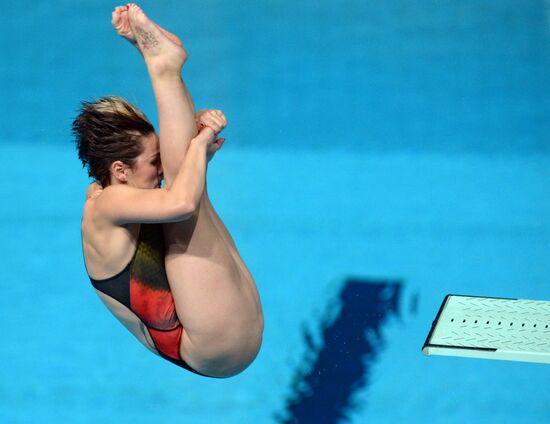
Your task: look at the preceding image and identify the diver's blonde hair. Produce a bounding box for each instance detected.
[92,96,149,120]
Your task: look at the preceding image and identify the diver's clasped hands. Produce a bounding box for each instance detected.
[196,109,227,134]
[195,109,227,161]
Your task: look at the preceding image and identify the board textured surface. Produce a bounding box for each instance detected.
[423,295,550,363]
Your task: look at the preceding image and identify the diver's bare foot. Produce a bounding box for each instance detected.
[127,4,187,74]
[112,6,134,44]
[112,5,183,47]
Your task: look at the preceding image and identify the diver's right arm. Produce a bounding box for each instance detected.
[92,127,215,225]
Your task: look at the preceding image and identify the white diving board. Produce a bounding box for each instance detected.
[422,295,550,364]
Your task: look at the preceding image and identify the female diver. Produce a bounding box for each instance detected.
[73,4,263,378]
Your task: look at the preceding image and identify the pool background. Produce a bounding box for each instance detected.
[1,0,549,423]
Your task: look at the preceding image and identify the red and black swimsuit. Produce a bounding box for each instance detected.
[90,224,208,377]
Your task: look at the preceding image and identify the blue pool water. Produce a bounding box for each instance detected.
[1,1,549,423]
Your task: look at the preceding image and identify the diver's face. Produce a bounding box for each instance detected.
[126,132,163,189]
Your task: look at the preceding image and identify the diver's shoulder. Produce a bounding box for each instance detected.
[85,181,104,200]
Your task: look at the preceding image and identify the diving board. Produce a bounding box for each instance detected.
[422,295,550,364]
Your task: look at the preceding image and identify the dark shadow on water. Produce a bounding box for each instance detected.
[275,278,402,424]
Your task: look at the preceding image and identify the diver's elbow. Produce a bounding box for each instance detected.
[172,199,196,221]
[176,191,203,221]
